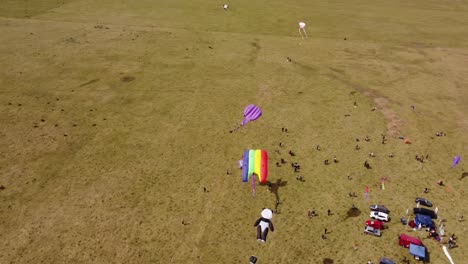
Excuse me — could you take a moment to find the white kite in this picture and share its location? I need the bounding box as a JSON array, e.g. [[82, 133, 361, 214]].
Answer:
[[298, 22, 308, 39], [442, 246, 455, 264]]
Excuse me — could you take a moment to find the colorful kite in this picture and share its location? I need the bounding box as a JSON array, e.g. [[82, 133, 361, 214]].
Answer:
[[241, 149, 268, 184], [230, 104, 262, 133], [451, 156, 460, 168]]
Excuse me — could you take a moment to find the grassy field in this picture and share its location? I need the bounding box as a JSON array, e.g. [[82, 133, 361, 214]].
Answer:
[[0, 0, 467, 263]]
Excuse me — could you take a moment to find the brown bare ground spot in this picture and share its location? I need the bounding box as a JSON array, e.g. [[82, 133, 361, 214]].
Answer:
[[370, 95, 404, 137], [257, 85, 272, 103], [327, 73, 404, 136], [256, 81, 284, 103], [120, 76, 135, 82]]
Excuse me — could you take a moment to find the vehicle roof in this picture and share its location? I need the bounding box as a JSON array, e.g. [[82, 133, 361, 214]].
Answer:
[[379, 257, 395, 264], [399, 234, 422, 244], [372, 211, 387, 215], [409, 243, 426, 257]]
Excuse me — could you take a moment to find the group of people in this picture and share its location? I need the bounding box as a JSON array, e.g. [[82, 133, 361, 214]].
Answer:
[[268, 125, 459, 259], [415, 154, 429, 163], [323, 156, 338, 165]]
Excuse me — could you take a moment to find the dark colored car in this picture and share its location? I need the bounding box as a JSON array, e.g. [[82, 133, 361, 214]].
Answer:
[[370, 204, 390, 214], [379, 257, 395, 264], [415, 197, 432, 207], [413, 208, 437, 219]]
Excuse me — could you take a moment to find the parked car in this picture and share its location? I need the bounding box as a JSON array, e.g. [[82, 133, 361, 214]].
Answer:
[[370, 211, 390, 222], [366, 220, 384, 230], [399, 234, 422, 248], [415, 197, 432, 207], [379, 257, 395, 264], [364, 226, 381, 237], [413, 208, 437, 219], [370, 204, 390, 214]]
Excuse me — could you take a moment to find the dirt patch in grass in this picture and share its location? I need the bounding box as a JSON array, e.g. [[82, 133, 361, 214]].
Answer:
[[327, 72, 404, 137], [120, 76, 135, 82], [366, 93, 404, 137]]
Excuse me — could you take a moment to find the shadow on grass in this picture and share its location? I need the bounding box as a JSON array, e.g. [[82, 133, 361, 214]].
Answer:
[[345, 207, 361, 220], [460, 172, 468, 180], [264, 178, 287, 211]]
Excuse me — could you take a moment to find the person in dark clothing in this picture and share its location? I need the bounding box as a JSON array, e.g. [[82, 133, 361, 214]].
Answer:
[[364, 160, 370, 169]]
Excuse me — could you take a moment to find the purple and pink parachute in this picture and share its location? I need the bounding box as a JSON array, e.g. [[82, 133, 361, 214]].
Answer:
[[230, 104, 262, 133]]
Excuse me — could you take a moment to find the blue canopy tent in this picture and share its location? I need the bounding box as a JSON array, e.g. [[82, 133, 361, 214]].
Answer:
[[414, 214, 433, 228], [409, 243, 426, 260]]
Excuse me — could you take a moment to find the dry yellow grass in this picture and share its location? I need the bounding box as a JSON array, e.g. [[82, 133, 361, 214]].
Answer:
[[0, 1, 467, 263]]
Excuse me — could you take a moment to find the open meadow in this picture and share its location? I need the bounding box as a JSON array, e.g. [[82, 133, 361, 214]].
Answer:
[[0, 0, 467, 263]]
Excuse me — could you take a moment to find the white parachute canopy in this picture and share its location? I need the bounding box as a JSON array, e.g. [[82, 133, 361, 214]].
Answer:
[[261, 208, 273, 219]]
